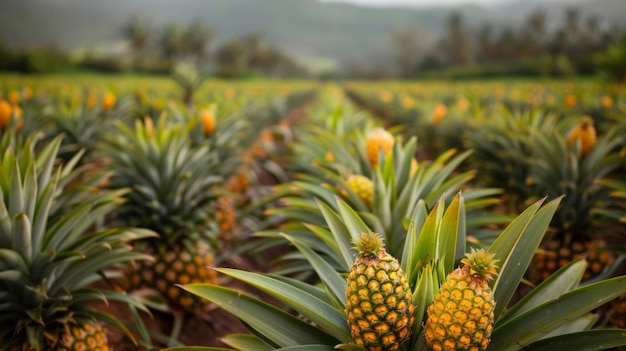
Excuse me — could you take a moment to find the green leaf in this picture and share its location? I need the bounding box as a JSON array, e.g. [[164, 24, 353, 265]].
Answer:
[[287, 236, 348, 306], [500, 259, 587, 324], [221, 333, 272, 351], [490, 196, 561, 319], [438, 192, 462, 273], [161, 347, 234, 351], [519, 329, 626, 351], [490, 275, 626, 350], [316, 199, 354, 270], [277, 346, 339, 350], [215, 268, 351, 342], [182, 284, 339, 348]]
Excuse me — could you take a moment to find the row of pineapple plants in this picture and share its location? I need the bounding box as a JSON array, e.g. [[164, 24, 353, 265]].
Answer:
[[1, 74, 625, 349], [0, 71, 320, 349], [160, 83, 626, 351]]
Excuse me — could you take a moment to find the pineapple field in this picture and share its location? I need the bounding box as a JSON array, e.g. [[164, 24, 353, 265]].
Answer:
[[1, 71, 626, 351]]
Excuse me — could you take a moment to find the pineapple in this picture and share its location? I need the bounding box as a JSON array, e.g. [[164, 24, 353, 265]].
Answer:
[[200, 107, 216, 136], [345, 232, 415, 351], [57, 322, 110, 351], [424, 249, 499, 351], [567, 115, 597, 157], [432, 103, 447, 126], [0, 134, 153, 350], [344, 175, 374, 207], [366, 128, 394, 166], [0, 99, 12, 130], [102, 92, 116, 110], [102, 117, 223, 314]]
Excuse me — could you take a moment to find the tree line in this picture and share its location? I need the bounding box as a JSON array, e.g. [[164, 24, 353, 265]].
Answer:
[[389, 7, 626, 79]]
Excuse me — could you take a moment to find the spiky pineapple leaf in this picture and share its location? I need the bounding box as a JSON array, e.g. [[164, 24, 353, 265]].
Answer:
[[277, 346, 340, 350], [335, 197, 373, 241], [287, 235, 347, 306], [161, 347, 234, 351], [316, 199, 355, 270], [490, 275, 626, 351], [518, 329, 626, 351], [490, 196, 562, 319], [500, 259, 587, 324], [214, 268, 351, 342], [182, 284, 339, 348], [221, 333, 273, 351]]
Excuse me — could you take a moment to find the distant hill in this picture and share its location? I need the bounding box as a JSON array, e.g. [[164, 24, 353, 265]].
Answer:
[[1, 0, 624, 71]]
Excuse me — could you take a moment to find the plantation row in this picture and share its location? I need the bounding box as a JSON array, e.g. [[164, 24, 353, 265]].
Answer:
[[0, 74, 626, 351]]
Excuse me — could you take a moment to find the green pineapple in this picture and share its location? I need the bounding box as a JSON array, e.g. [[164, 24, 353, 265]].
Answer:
[[345, 232, 415, 351], [0, 134, 152, 350], [424, 249, 498, 351]]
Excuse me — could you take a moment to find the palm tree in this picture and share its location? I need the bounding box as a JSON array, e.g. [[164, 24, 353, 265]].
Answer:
[[123, 15, 151, 68], [160, 22, 186, 63], [185, 18, 212, 63]]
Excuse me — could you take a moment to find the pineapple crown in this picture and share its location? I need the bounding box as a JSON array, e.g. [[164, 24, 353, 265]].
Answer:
[[353, 232, 385, 258], [580, 115, 594, 128], [461, 248, 499, 282]]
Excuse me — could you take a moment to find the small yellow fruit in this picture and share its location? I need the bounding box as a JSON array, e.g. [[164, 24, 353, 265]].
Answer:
[[366, 128, 395, 166], [8, 90, 20, 105], [567, 116, 596, 157], [102, 92, 116, 110], [601, 95, 613, 109], [433, 103, 447, 125], [345, 175, 374, 207], [200, 109, 216, 136], [144, 116, 155, 138], [0, 100, 13, 130]]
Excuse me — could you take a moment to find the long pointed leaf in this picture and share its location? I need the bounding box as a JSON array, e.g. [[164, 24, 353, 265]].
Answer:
[[182, 284, 339, 348]]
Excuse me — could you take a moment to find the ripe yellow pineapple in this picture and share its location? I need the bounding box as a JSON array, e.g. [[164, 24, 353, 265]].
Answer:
[[424, 249, 499, 351], [567, 116, 597, 157], [56, 322, 110, 351], [346, 232, 415, 351], [0, 99, 12, 130], [366, 128, 395, 167], [129, 241, 216, 313], [345, 175, 374, 207], [530, 236, 613, 282], [102, 92, 116, 110], [433, 103, 448, 126], [200, 108, 216, 136]]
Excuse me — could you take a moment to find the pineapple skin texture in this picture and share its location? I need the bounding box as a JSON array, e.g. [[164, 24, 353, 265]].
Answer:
[[56, 322, 109, 351], [346, 250, 415, 351], [346, 175, 374, 207], [366, 129, 394, 166], [128, 241, 216, 314], [424, 267, 495, 351]]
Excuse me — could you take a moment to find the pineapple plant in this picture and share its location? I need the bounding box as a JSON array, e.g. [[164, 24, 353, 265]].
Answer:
[[346, 232, 415, 351], [525, 117, 624, 284], [424, 249, 498, 351], [0, 133, 153, 350], [169, 87, 626, 351], [100, 116, 223, 320], [177, 192, 626, 351]]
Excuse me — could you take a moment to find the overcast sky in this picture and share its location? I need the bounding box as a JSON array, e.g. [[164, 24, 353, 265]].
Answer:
[[319, 0, 576, 6]]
